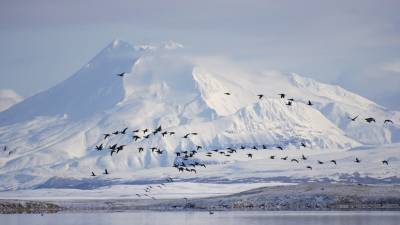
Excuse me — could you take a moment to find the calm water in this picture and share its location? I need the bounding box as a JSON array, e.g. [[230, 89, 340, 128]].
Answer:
[[1, 211, 400, 225]]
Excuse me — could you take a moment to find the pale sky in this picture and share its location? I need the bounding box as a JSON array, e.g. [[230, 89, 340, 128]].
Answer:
[[0, 0, 399, 109]]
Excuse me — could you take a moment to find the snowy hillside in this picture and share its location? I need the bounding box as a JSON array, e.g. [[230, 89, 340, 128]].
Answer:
[[0, 40, 399, 191], [0, 89, 23, 112]]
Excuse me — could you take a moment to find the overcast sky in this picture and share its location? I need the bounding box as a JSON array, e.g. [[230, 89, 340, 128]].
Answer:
[[1, 0, 399, 109]]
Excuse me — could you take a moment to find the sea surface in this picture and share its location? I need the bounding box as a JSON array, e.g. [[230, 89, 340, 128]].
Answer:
[[1, 211, 399, 225]]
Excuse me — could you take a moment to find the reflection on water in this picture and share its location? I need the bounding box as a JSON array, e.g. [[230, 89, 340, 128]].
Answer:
[[1, 211, 400, 225]]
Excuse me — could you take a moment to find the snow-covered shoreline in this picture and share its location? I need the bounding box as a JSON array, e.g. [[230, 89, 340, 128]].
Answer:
[[1, 183, 400, 214]]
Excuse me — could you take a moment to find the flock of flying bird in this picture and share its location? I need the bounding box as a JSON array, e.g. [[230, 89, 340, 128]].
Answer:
[[86, 72, 396, 199]]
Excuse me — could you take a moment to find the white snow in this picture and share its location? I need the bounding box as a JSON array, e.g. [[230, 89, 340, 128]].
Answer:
[[0, 89, 23, 112], [0, 40, 399, 193]]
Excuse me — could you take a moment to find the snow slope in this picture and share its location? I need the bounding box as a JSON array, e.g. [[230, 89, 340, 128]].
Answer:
[[0, 89, 23, 112], [0, 40, 399, 191]]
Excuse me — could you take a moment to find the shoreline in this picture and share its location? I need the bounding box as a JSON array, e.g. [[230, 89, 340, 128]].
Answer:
[[1, 183, 400, 214]]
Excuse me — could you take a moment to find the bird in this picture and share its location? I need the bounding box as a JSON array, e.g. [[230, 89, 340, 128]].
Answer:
[[116, 145, 126, 153], [116, 72, 126, 77], [95, 144, 103, 151], [143, 134, 150, 139], [103, 134, 111, 139], [300, 143, 306, 148], [270, 155, 275, 159], [278, 93, 285, 98], [301, 155, 307, 160], [109, 144, 118, 150], [307, 100, 313, 106], [317, 160, 324, 164], [151, 147, 158, 152], [120, 127, 128, 134], [240, 146, 246, 150], [162, 131, 168, 137], [277, 146, 283, 150], [252, 146, 258, 150], [138, 147, 144, 153], [143, 129, 148, 134], [155, 149, 164, 154], [153, 125, 162, 134], [262, 145, 267, 149], [191, 132, 198, 135], [384, 119, 393, 124], [291, 159, 299, 163], [355, 157, 361, 163], [365, 117, 376, 123], [306, 166, 313, 170], [183, 133, 190, 138], [257, 94, 264, 99], [209, 211, 214, 215], [288, 98, 294, 101], [382, 160, 389, 165], [330, 160, 337, 165], [132, 129, 139, 133], [169, 132, 175, 135], [132, 135, 140, 141], [112, 131, 119, 135], [348, 115, 359, 121], [286, 101, 292, 106], [91, 172, 96, 176], [247, 153, 253, 158], [196, 146, 202, 150], [224, 92, 231, 95], [103, 169, 109, 175], [281, 156, 288, 160]]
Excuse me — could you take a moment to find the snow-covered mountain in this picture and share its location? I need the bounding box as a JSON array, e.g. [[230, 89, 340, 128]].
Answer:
[[0, 89, 23, 112], [0, 40, 399, 191]]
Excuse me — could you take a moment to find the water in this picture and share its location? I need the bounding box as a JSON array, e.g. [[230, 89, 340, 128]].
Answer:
[[1, 211, 399, 225]]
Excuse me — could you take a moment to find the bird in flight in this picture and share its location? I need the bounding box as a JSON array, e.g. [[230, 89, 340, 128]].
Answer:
[[116, 72, 126, 77], [95, 144, 103, 151], [330, 160, 337, 165], [384, 119, 393, 124], [382, 160, 389, 165], [307, 100, 313, 106], [348, 115, 359, 121], [224, 92, 231, 95], [103, 169, 109, 175], [257, 94, 264, 99], [132, 135, 140, 141], [91, 172, 96, 177], [120, 127, 128, 134], [306, 166, 312, 170], [355, 157, 361, 163], [291, 159, 299, 163], [247, 153, 253, 158], [278, 93, 285, 98], [103, 134, 111, 139], [365, 117, 376, 123]]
